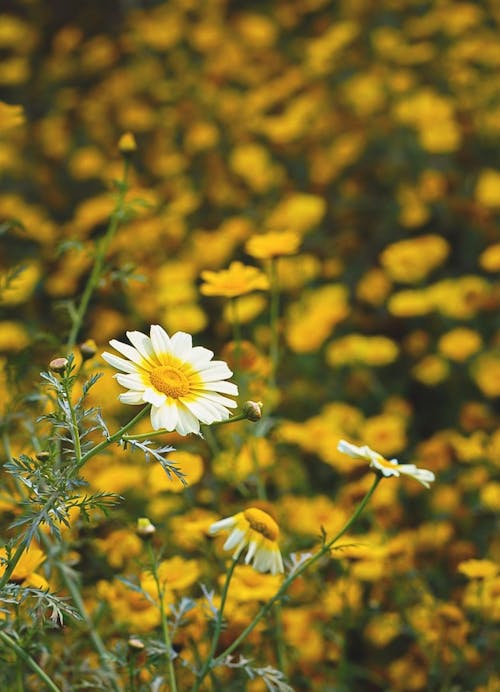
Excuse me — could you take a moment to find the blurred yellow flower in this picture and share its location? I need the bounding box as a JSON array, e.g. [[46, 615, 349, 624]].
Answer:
[[438, 328, 482, 362], [458, 559, 498, 580], [326, 334, 399, 367], [412, 354, 450, 386], [0, 262, 40, 306], [267, 193, 326, 234], [245, 230, 301, 259], [0, 320, 30, 351], [476, 169, 500, 208], [0, 101, 24, 132], [200, 261, 269, 298], [471, 351, 500, 398], [479, 243, 500, 272], [380, 234, 450, 284], [0, 544, 48, 589], [148, 450, 204, 493]]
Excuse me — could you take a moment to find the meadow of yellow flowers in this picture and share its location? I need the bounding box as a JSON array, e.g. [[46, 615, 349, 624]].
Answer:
[[1, 0, 499, 690]]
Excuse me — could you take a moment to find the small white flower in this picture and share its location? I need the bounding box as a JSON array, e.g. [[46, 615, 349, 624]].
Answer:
[[102, 325, 238, 436], [337, 439, 435, 489]]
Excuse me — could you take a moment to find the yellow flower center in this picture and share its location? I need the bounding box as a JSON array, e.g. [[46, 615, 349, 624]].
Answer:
[[244, 508, 279, 541], [150, 365, 190, 398]]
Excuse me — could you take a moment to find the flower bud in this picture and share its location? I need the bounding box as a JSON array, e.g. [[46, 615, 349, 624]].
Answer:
[[118, 132, 137, 155], [79, 339, 98, 361], [35, 451, 50, 462], [242, 400, 263, 422], [49, 357, 69, 374], [128, 637, 145, 652], [136, 517, 156, 538]]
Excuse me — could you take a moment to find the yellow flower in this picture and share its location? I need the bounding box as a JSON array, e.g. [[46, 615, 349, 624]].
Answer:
[[148, 450, 204, 493], [476, 169, 500, 208], [225, 565, 283, 602], [380, 234, 450, 284], [0, 545, 48, 589], [0, 101, 24, 132], [438, 328, 482, 362], [0, 320, 30, 351], [412, 354, 450, 386], [102, 325, 238, 435], [337, 440, 435, 488], [472, 351, 500, 398], [326, 334, 399, 367], [479, 243, 500, 272], [458, 559, 498, 580], [209, 507, 284, 574], [267, 193, 326, 233], [245, 231, 301, 259], [200, 261, 269, 298]]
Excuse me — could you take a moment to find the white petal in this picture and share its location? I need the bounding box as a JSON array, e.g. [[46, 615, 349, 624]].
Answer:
[[337, 440, 367, 459], [119, 391, 144, 405], [150, 325, 172, 359], [182, 398, 226, 425], [157, 400, 179, 431], [126, 331, 156, 365], [198, 361, 233, 382], [194, 391, 238, 408], [170, 331, 193, 358], [209, 517, 236, 535], [108, 339, 148, 368], [143, 388, 166, 407], [189, 346, 214, 369], [102, 352, 138, 374], [223, 528, 246, 551], [199, 380, 239, 396], [150, 406, 164, 430], [176, 405, 200, 436], [116, 373, 146, 391], [244, 541, 257, 564]]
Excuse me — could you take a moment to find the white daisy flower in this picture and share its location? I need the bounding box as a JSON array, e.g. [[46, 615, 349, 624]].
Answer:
[[337, 440, 435, 489], [102, 325, 238, 436]]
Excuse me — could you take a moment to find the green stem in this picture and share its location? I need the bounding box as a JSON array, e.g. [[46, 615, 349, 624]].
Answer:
[[62, 379, 82, 465], [39, 535, 121, 692], [230, 297, 241, 374], [274, 601, 287, 676], [192, 558, 238, 692], [78, 405, 151, 467], [66, 160, 129, 350], [147, 542, 177, 692], [213, 476, 381, 665], [0, 541, 28, 591], [0, 630, 62, 692], [269, 257, 280, 388]]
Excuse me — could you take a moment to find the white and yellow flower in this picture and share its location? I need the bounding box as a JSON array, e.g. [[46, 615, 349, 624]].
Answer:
[[102, 325, 238, 436], [337, 439, 435, 488], [209, 507, 284, 575]]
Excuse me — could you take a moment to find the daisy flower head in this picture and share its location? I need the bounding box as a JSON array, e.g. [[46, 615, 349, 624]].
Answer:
[[337, 439, 435, 488], [102, 325, 238, 436], [209, 507, 284, 575]]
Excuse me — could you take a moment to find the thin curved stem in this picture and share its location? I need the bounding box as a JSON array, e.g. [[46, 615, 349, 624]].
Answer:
[[66, 160, 130, 350], [0, 630, 62, 692], [192, 558, 238, 692], [213, 476, 381, 664]]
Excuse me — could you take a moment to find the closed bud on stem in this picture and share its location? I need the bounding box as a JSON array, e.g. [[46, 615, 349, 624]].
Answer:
[[49, 357, 69, 374], [128, 637, 145, 652], [79, 339, 98, 361], [118, 132, 137, 155], [35, 451, 50, 462], [136, 517, 156, 538], [242, 400, 263, 422]]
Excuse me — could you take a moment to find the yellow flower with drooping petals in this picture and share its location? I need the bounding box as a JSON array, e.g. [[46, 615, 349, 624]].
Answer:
[[200, 261, 269, 298], [209, 507, 284, 575]]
